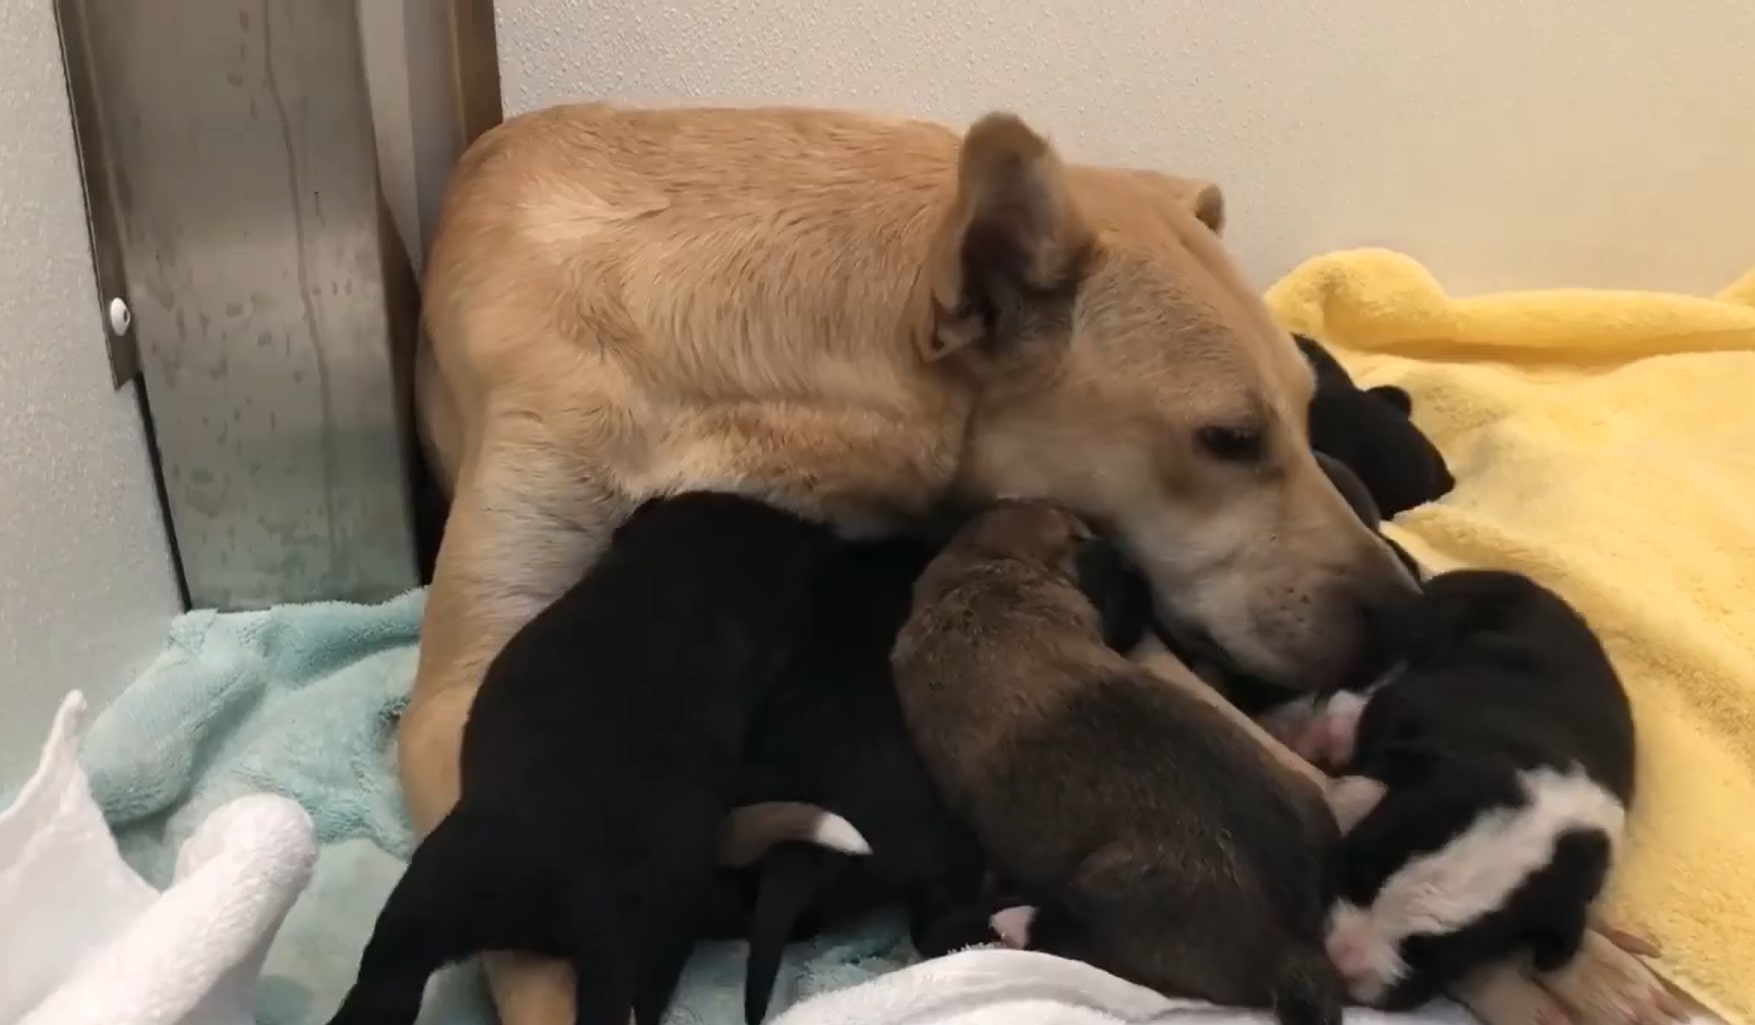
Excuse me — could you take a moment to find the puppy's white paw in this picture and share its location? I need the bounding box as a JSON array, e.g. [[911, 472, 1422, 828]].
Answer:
[[1317, 690, 1368, 769], [989, 905, 1037, 949]]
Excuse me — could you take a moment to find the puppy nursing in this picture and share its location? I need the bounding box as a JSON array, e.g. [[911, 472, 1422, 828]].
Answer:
[[1273, 570, 1638, 1011], [327, 493, 838, 1025], [891, 501, 1346, 1025], [714, 536, 991, 1025]]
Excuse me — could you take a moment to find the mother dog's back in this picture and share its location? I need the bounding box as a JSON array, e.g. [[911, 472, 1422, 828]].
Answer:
[[425, 105, 961, 406]]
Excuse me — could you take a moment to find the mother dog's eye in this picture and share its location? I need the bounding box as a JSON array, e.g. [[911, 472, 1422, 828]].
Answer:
[[1195, 425, 1265, 463]]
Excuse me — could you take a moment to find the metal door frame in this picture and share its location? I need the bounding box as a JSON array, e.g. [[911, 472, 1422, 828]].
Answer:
[[51, 0, 503, 610]]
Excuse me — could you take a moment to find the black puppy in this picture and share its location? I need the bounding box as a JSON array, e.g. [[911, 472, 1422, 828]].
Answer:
[[720, 530, 1167, 1025], [1297, 334, 1455, 518], [326, 492, 839, 1025], [714, 536, 992, 1025], [1300, 570, 1637, 1010]]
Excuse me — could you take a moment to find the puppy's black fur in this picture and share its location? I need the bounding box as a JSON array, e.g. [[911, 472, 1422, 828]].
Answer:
[[1070, 535, 1157, 654], [1297, 334, 1455, 518], [326, 492, 838, 1025], [711, 536, 992, 1025], [1316, 452, 1425, 582], [1327, 569, 1636, 1009]]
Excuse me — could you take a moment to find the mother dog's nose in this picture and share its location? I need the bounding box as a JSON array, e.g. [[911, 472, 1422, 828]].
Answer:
[[1352, 571, 1421, 680]]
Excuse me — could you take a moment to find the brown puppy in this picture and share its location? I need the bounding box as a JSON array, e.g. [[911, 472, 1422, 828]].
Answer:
[[890, 501, 1344, 1025], [406, 102, 1658, 1025]]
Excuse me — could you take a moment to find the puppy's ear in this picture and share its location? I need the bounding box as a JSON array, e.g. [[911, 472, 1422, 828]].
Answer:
[[1369, 385, 1414, 416], [1072, 538, 1156, 653], [1316, 452, 1383, 529], [1296, 335, 1355, 393], [923, 113, 1094, 364]]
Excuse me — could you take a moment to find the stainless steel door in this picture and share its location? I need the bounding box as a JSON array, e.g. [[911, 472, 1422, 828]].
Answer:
[[57, 0, 421, 610]]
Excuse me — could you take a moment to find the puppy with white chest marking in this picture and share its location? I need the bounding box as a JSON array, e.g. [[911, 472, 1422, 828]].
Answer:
[[1300, 570, 1640, 1013], [325, 493, 839, 1025], [891, 501, 1346, 1025]]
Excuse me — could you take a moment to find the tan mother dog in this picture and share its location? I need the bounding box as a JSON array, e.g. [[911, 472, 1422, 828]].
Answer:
[[404, 103, 1664, 1025]]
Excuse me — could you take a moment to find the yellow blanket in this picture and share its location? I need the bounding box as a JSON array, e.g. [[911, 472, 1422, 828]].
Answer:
[[1265, 250, 1755, 1025]]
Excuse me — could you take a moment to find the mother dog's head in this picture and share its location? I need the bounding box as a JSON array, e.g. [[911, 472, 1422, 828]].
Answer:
[[922, 113, 1416, 689]]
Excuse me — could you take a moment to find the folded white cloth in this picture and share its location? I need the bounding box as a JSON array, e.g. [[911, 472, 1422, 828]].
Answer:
[[771, 947, 1477, 1025], [0, 691, 318, 1025]]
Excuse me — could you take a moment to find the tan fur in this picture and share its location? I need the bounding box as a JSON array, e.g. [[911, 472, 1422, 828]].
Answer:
[[402, 101, 1447, 1025]]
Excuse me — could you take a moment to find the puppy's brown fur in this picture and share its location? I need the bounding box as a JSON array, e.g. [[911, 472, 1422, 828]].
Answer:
[[890, 501, 1343, 1024]]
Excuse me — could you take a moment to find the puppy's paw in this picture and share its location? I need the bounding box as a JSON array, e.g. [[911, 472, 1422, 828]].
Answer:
[[914, 905, 1010, 957], [1317, 690, 1368, 769], [1539, 930, 1686, 1025], [989, 905, 1038, 949]]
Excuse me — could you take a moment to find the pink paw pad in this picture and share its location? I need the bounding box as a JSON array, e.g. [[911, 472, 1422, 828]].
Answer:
[[1325, 929, 1371, 982], [989, 905, 1037, 949], [1318, 692, 1368, 769]]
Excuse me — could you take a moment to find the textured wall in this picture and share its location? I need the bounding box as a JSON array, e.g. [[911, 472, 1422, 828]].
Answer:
[[0, 3, 181, 782], [492, 0, 1755, 295]]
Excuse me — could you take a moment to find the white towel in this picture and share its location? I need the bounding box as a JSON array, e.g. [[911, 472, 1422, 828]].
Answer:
[[770, 947, 1477, 1025], [0, 691, 318, 1025]]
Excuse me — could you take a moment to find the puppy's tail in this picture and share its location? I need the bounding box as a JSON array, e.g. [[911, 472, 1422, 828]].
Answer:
[[566, 866, 639, 1025], [1270, 946, 1346, 1025], [745, 842, 843, 1025], [720, 801, 871, 867]]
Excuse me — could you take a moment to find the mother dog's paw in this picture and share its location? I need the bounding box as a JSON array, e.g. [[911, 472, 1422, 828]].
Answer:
[[1451, 961, 1573, 1025], [1538, 930, 1687, 1025]]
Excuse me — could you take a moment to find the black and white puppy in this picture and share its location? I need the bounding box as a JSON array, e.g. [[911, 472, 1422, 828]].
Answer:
[[326, 492, 839, 1025], [715, 536, 992, 1025], [1297, 334, 1455, 519], [1294, 570, 1637, 1011]]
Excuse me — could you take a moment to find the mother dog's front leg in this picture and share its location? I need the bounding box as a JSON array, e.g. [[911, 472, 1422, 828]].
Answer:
[[398, 421, 627, 1025], [1537, 931, 1687, 1025], [1451, 935, 1685, 1025]]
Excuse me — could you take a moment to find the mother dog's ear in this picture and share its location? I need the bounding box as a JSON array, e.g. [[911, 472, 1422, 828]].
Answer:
[[922, 112, 1094, 365], [1185, 181, 1225, 235]]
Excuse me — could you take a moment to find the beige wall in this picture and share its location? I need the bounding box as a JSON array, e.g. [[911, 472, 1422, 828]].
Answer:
[[468, 0, 1753, 296], [0, 2, 182, 782], [3, 0, 1749, 780]]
